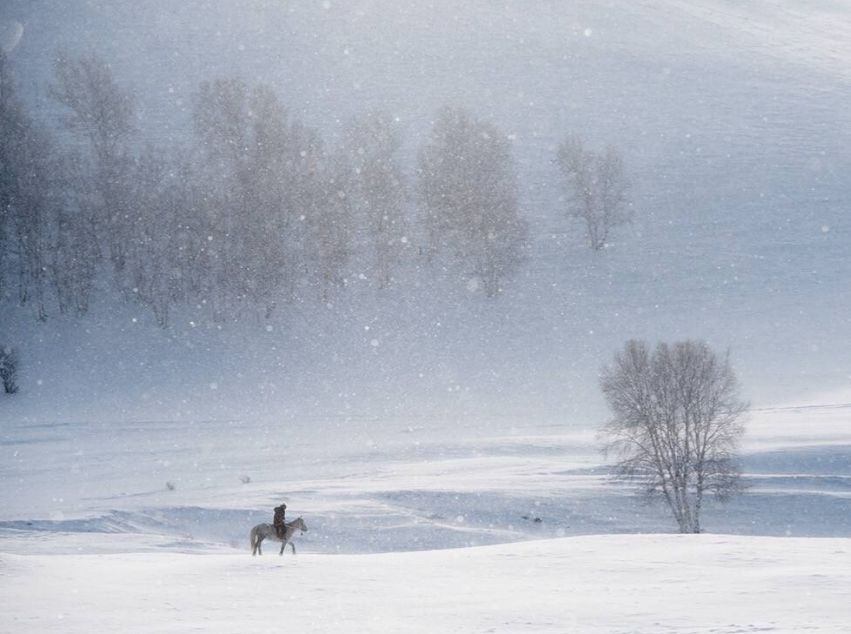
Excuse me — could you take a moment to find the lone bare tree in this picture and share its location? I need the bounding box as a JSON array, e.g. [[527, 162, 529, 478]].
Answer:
[[600, 340, 747, 533], [556, 135, 631, 250]]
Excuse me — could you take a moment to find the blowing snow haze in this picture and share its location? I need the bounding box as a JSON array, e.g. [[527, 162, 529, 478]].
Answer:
[[1, 0, 850, 428]]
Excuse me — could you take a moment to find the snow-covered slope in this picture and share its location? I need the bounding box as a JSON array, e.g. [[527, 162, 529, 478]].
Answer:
[[3, 535, 850, 633], [2, 0, 850, 427]]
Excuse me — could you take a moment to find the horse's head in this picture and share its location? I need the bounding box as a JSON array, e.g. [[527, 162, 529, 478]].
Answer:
[[293, 517, 308, 533]]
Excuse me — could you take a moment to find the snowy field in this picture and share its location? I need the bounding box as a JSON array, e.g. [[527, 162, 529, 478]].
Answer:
[[3, 535, 850, 633], [2, 392, 850, 632]]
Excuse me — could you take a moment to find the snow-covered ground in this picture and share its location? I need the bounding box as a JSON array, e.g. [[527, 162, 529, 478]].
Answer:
[[2, 391, 850, 632], [4, 535, 850, 633]]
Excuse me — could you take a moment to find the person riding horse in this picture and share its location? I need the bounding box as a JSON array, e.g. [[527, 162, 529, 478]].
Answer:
[[273, 503, 287, 539]]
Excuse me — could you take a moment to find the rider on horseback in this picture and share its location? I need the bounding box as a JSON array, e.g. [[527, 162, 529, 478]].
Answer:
[[273, 503, 287, 539]]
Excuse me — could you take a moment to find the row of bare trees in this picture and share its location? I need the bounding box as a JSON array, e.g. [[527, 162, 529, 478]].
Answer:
[[1, 50, 631, 325]]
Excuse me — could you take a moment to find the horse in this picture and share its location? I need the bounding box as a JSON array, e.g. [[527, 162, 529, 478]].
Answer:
[[250, 517, 308, 556]]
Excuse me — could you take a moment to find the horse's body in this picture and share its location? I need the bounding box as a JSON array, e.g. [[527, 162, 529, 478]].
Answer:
[[250, 517, 307, 556]]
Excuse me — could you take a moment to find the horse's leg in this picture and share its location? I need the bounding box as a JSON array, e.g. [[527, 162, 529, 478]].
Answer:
[[257, 536, 263, 556], [289, 542, 296, 555], [279, 539, 287, 556]]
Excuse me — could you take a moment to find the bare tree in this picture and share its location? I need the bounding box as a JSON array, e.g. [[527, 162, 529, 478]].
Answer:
[[192, 78, 344, 312], [0, 51, 70, 320], [600, 340, 747, 533], [337, 111, 407, 289], [556, 136, 631, 250], [0, 345, 19, 394], [193, 78, 289, 315], [50, 51, 136, 272], [48, 150, 99, 316], [123, 148, 197, 327], [418, 107, 528, 297], [313, 165, 354, 302], [0, 51, 14, 298]]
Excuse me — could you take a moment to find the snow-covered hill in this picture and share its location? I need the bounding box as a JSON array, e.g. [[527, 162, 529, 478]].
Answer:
[[3, 535, 850, 633], [2, 0, 850, 427]]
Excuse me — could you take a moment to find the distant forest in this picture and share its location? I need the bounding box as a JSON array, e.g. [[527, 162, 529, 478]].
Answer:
[[0, 50, 630, 326]]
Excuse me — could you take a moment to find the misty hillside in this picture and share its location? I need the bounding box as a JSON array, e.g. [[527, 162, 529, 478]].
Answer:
[[1, 0, 849, 427]]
